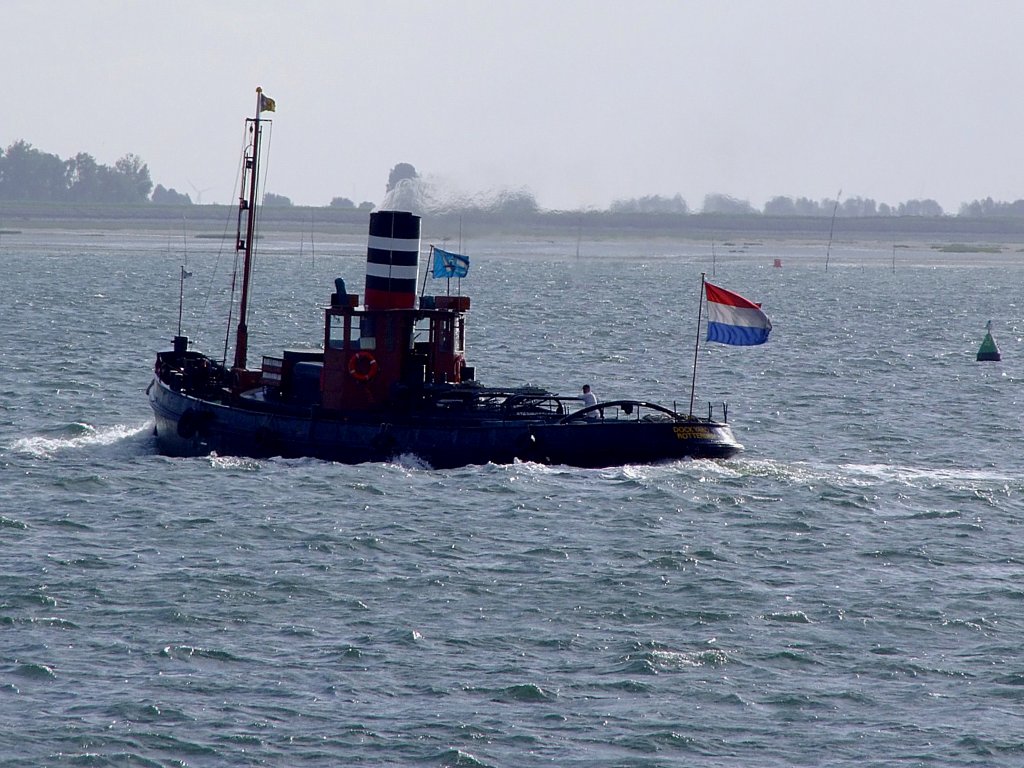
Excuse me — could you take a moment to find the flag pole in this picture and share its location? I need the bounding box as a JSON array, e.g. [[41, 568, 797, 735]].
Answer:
[[420, 245, 432, 299], [688, 272, 706, 418], [178, 266, 187, 336]]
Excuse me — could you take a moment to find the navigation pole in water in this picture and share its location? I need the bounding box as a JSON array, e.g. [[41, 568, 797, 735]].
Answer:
[[824, 188, 841, 272]]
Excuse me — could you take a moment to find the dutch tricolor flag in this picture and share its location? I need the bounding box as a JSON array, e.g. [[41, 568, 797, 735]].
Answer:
[[705, 281, 772, 346]]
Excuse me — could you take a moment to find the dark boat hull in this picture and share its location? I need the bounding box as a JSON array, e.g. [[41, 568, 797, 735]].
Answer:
[[149, 377, 742, 468]]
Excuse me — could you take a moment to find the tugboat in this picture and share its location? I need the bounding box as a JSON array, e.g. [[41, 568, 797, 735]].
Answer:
[[147, 90, 744, 468]]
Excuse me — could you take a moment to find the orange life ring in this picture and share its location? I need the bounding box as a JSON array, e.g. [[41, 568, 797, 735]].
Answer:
[[348, 350, 379, 382]]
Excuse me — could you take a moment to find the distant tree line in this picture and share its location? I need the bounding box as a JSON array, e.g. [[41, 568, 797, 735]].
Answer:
[[0, 140, 158, 204], [957, 197, 1024, 217], [328, 197, 375, 210], [5, 140, 1024, 219], [605, 193, 1024, 219], [609, 194, 689, 214], [760, 195, 943, 217], [610, 193, 947, 217]]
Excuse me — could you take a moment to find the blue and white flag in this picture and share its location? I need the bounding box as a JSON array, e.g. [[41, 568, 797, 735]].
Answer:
[[705, 281, 772, 346], [431, 247, 470, 279]]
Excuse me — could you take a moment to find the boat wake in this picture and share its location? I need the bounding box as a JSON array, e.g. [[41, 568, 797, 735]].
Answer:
[[8, 422, 154, 459], [387, 452, 435, 471], [205, 454, 266, 471], [837, 461, 1017, 486], [719, 457, 1020, 495]]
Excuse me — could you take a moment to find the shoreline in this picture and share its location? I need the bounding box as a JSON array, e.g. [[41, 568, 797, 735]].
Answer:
[[4, 201, 1024, 247]]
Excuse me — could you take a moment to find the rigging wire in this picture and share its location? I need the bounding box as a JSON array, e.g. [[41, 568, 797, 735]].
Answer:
[[221, 117, 273, 366], [170, 144, 242, 364], [167, 112, 274, 368], [248, 118, 273, 321], [219, 127, 250, 364]]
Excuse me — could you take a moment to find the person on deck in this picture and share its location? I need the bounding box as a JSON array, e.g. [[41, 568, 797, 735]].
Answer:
[[582, 384, 598, 408], [581, 384, 600, 419]]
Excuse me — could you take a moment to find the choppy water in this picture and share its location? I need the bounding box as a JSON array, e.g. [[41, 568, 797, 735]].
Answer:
[[2, 227, 1024, 766]]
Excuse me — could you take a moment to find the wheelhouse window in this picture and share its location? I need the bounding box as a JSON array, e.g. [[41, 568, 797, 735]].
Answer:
[[327, 313, 355, 349]]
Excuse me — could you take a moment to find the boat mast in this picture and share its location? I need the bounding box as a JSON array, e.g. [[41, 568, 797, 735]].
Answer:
[[233, 87, 267, 371]]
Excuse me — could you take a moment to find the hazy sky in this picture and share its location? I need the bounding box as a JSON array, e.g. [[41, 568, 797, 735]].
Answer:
[[6, 1, 1023, 212]]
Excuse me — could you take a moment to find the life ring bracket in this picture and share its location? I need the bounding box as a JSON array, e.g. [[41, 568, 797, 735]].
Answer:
[[348, 351, 379, 382]]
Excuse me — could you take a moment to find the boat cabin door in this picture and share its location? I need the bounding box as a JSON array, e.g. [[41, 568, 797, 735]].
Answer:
[[428, 313, 465, 384]]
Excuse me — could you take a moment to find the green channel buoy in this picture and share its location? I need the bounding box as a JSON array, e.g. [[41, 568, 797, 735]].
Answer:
[[977, 320, 1001, 362]]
